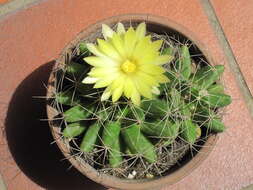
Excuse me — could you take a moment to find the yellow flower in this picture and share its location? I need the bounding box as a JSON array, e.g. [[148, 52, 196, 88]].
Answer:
[[82, 22, 173, 105]]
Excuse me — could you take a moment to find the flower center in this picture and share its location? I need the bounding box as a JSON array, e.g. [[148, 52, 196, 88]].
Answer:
[[121, 60, 136, 73]]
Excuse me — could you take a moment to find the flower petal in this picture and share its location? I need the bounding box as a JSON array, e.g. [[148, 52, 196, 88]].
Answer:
[[135, 72, 158, 86], [135, 22, 146, 41], [133, 36, 151, 57], [134, 78, 152, 99], [112, 85, 124, 102], [86, 43, 105, 57], [124, 27, 137, 57], [139, 64, 165, 75], [82, 77, 99, 84], [111, 33, 127, 58], [97, 39, 122, 61], [94, 72, 120, 88], [153, 55, 174, 65], [152, 40, 163, 51], [88, 67, 118, 77], [84, 56, 117, 67], [156, 74, 170, 83], [131, 88, 141, 106], [110, 74, 126, 90], [133, 36, 158, 64], [94, 78, 114, 88], [117, 22, 126, 35], [102, 24, 115, 40], [101, 87, 112, 101], [124, 78, 135, 98]]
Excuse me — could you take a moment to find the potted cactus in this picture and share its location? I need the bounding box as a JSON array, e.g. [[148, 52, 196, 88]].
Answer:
[[47, 15, 231, 190]]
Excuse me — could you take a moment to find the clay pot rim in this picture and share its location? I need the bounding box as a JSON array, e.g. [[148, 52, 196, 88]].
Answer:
[[47, 13, 218, 190]]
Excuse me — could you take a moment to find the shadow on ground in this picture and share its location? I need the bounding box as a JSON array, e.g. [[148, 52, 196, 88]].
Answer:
[[4, 62, 106, 190]]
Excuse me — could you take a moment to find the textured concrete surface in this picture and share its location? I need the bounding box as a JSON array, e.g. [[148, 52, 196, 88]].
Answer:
[[0, 0, 252, 190]]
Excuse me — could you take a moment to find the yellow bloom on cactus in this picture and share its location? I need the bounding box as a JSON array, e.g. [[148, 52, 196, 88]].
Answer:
[[82, 22, 173, 105]]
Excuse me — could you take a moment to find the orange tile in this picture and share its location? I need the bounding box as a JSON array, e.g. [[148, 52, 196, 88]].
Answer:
[[0, 0, 252, 189], [211, 0, 253, 94], [0, 0, 9, 4]]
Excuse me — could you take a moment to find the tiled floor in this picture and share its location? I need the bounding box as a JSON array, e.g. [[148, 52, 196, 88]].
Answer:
[[0, 0, 252, 190]]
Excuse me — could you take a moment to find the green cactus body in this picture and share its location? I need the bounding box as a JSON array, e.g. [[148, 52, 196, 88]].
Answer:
[[190, 85, 231, 108], [121, 124, 157, 163], [206, 118, 225, 133], [161, 47, 174, 56], [180, 102, 196, 119], [159, 71, 178, 92], [207, 84, 224, 94], [141, 99, 168, 119], [63, 122, 87, 138], [129, 106, 145, 121], [141, 120, 178, 137], [102, 122, 121, 148], [115, 106, 130, 120], [123, 106, 145, 126], [66, 62, 86, 78], [169, 88, 181, 109], [216, 65, 225, 75], [164, 70, 178, 84], [80, 123, 101, 153], [79, 42, 88, 54], [180, 119, 198, 144], [102, 122, 123, 168], [109, 138, 123, 168], [175, 45, 192, 80], [64, 105, 93, 122], [141, 120, 179, 145], [179, 103, 199, 144], [55, 91, 80, 106], [193, 107, 225, 133], [202, 93, 232, 108], [192, 65, 224, 89]]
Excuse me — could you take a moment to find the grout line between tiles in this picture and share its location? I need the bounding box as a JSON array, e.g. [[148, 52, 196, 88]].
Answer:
[[0, 173, 6, 190], [0, 0, 47, 20]]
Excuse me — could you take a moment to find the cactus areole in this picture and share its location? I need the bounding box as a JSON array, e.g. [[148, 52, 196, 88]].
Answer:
[[47, 14, 231, 190]]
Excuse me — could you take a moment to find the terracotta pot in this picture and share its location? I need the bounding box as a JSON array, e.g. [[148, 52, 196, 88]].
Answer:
[[47, 14, 217, 190]]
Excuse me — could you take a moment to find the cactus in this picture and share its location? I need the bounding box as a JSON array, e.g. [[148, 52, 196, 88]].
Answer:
[[50, 24, 231, 179]]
